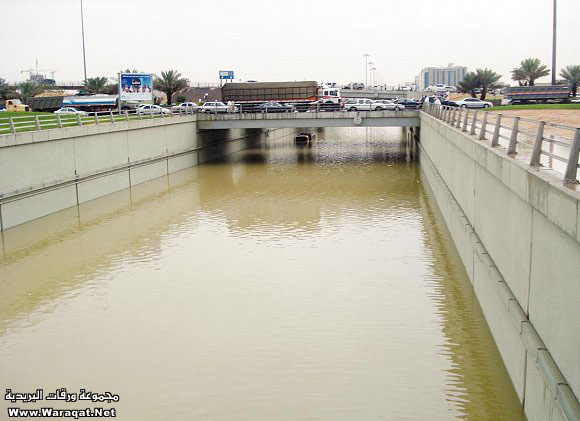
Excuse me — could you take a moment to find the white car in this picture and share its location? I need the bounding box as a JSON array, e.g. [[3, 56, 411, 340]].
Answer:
[[171, 102, 199, 113], [343, 98, 380, 111], [373, 100, 405, 111], [54, 107, 88, 115], [137, 104, 171, 115], [200, 102, 230, 113], [454, 98, 493, 109]]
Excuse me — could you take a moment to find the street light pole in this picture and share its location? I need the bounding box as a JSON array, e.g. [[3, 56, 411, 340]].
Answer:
[[80, 0, 88, 83], [551, 0, 557, 85], [371, 67, 376, 88], [363, 53, 370, 88]]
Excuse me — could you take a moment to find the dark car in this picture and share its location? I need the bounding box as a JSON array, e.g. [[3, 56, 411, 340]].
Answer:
[[395, 98, 421, 110], [256, 102, 292, 113], [440, 99, 458, 107]]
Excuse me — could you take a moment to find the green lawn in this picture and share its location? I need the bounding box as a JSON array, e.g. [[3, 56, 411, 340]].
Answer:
[[486, 104, 580, 111], [0, 111, 169, 134], [0, 111, 53, 117]]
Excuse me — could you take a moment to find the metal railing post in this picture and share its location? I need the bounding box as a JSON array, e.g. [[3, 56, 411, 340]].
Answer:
[[456, 108, 463, 128], [446, 107, 452, 123], [110, 110, 114, 123], [450, 108, 457, 126], [508, 116, 520, 154], [564, 128, 580, 183], [125, 110, 129, 121], [470, 110, 478, 135], [95, 113, 100, 124], [9, 117, 16, 133], [77, 114, 82, 126], [462, 110, 469, 131], [491, 114, 502, 146], [530, 121, 545, 166], [57, 113, 63, 128], [479, 112, 488, 140], [34, 115, 41, 131]]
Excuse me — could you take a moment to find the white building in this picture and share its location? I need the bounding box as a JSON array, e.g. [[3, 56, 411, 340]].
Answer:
[[418, 64, 467, 90]]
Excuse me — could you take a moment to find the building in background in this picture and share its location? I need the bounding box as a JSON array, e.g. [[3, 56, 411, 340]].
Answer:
[[418, 64, 467, 89]]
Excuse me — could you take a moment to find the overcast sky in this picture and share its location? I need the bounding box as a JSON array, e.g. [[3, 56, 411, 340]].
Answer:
[[1, 0, 579, 86]]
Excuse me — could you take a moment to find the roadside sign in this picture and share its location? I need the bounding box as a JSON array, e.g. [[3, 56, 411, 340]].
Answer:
[[119, 73, 153, 101], [219, 71, 234, 80]]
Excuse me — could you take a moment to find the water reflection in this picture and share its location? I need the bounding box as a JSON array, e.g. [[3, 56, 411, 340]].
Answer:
[[0, 127, 523, 420]]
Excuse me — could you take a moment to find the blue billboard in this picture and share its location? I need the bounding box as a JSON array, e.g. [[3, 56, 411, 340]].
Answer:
[[219, 70, 234, 80], [119, 73, 153, 101]]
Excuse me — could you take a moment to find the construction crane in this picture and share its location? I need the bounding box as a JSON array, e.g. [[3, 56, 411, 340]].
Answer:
[[20, 59, 58, 84]]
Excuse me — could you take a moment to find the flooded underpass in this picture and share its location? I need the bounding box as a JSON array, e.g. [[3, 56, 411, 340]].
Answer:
[[0, 127, 525, 420]]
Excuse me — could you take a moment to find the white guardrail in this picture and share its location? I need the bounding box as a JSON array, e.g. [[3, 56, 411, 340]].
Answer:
[[423, 103, 580, 183], [0, 107, 199, 136]]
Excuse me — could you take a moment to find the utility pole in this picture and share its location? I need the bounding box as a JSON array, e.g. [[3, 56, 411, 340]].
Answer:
[[363, 53, 370, 88], [551, 0, 557, 85], [80, 0, 88, 83]]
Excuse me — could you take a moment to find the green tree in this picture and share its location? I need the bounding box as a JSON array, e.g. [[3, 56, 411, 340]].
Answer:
[[457, 72, 479, 98], [155, 70, 188, 105], [476, 68, 502, 100], [0, 78, 14, 101], [18, 81, 45, 99], [560, 65, 580, 97], [511, 58, 550, 86], [85, 77, 109, 94]]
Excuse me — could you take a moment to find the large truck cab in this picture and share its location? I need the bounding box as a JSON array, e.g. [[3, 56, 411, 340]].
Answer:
[[318, 87, 342, 104], [5, 99, 30, 112]]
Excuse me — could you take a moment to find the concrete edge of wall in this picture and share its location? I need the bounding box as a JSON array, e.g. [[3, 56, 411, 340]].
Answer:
[[419, 141, 580, 421], [421, 112, 580, 244], [0, 125, 274, 231]]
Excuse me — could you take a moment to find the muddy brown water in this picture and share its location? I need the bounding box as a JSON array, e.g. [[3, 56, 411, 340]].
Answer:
[[0, 127, 524, 420]]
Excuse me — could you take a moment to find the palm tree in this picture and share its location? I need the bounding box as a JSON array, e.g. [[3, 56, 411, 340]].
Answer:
[[85, 77, 109, 94], [560, 65, 580, 97], [457, 72, 479, 98], [511, 58, 550, 86], [476, 68, 502, 100], [511, 68, 528, 86], [155, 70, 188, 105], [18, 81, 45, 99], [0, 78, 12, 100]]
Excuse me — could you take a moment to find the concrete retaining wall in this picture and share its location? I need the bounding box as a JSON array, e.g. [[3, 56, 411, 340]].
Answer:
[[0, 116, 275, 230], [419, 113, 580, 421]]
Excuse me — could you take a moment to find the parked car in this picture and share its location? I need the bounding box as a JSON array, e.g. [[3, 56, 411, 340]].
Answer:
[[394, 98, 420, 110], [454, 98, 493, 109], [54, 107, 88, 115], [137, 104, 171, 115], [200, 101, 230, 113], [255, 102, 292, 113], [373, 100, 405, 111], [171, 102, 199, 113]]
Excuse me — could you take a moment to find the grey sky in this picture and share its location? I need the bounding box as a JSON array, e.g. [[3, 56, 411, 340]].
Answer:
[[1, 0, 579, 85]]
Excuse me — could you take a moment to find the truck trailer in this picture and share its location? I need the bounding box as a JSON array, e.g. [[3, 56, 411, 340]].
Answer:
[[503, 85, 571, 104], [221, 81, 342, 112]]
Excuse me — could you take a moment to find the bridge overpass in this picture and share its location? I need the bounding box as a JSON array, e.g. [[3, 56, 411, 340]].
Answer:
[[197, 110, 421, 130]]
